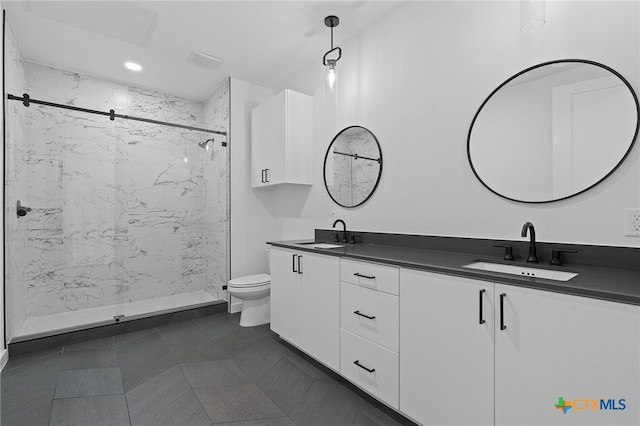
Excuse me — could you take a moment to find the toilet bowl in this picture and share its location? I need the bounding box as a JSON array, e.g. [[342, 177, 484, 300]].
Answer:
[[228, 273, 271, 327]]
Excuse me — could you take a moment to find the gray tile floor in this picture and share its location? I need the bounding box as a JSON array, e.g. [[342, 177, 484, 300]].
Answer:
[[1, 312, 413, 425]]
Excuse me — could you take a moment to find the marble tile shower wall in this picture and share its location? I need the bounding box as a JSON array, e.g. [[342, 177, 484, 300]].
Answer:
[[4, 20, 28, 339], [5, 59, 229, 334]]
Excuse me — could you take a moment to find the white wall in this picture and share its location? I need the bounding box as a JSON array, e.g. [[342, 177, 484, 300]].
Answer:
[[271, 0, 640, 247], [229, 78, 275, 279]]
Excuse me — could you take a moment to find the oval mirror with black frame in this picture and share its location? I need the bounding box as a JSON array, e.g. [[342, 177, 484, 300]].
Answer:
[[467, 59, 639, 203], [323, 126, 383, 208]]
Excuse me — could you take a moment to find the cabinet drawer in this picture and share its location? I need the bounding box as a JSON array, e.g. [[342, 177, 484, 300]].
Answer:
[[341, 282, 399, 352], [340, 329, 399, 408], [340, 259, 399, 295]]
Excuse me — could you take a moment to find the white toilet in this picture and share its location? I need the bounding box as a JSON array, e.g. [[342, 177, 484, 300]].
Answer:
[[227, 273, 271, 327]]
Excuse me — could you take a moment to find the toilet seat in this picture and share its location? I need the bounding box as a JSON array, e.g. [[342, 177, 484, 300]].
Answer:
[[228, 273, 270, 288]]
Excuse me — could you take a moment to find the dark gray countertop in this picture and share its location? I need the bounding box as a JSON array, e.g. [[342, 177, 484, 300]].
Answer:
[[268, 239, 640, 306]]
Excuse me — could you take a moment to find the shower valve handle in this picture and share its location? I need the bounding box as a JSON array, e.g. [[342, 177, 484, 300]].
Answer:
[[16, 200, 32, 217]]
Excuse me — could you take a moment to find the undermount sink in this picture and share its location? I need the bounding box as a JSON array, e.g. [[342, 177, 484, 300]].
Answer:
[[463, 261, 578, 282], [298, 242, 345, 249]]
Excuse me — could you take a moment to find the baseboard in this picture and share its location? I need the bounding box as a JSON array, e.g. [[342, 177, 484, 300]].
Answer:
[[0, 348, 8, 371]]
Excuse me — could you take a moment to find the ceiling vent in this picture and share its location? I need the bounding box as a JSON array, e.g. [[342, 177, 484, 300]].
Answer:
[[187, 51, 223, 70]]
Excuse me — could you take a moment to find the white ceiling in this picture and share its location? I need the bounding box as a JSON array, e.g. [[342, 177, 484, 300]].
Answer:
[[4, 1, 405, 101]]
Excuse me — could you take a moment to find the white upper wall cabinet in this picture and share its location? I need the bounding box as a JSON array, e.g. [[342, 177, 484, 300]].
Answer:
[[250, 89, 313, 188]]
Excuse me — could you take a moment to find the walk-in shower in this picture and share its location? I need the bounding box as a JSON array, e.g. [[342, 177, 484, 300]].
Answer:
[[3, 21, 231, 345]]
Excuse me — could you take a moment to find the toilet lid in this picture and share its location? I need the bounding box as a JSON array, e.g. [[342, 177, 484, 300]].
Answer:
[[229, 273, 270, 288]]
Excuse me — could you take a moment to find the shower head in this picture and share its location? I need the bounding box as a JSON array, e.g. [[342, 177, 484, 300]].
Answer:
[[198, 138, 214, 150]]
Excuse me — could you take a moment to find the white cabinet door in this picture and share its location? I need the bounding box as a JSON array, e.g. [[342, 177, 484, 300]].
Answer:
[[269, 247, 340, 371], [269, 247, 300, 345], [263, 92, 286, 186], [250, 90, 312, 188], [282, 90, 313, 185], [250, 92, 283, 187], [495, 284, 640, 426], [298, 252, 340, 371], [400, 269, 495, 426]]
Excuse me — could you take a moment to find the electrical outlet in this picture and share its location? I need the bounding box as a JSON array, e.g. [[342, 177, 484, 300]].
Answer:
[[624, 208, 640, 237]]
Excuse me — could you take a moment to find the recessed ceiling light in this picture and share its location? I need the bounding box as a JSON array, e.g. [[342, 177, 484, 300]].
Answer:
[[124, 62, 142, 71]]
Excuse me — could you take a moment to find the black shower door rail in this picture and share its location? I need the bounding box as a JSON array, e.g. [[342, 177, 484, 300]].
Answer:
[[7, 93, 227, 136]]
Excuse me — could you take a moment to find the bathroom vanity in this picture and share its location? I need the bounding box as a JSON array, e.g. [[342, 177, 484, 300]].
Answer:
[[268, 232, 640, 426]]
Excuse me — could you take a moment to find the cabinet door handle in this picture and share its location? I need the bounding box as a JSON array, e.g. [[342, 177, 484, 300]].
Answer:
[[297, 255, 303, 274], [354, 360, 376, 373], [265, 168, 269, 182], [354, 310, 376, 320], [354, 272, 375, 280], [479, 289, 486, 325], [500, 293, 507, 330], [292, 254, 297, 273], [261, 169, 265, 183]]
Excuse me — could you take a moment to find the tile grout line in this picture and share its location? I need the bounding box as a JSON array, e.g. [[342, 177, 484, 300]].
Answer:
[[114, 328, 156, 348], [137, 382, 192, 425], [191, 313, 231, 343], [191, 383, 216, 424], [123, 385, 134, 426]]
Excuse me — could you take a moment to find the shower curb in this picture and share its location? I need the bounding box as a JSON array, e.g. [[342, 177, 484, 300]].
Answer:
[[7, 301, 228, 357]]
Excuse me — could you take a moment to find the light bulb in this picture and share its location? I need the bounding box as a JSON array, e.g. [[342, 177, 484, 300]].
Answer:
[[327, 65, 337, 92], [326, 60, 338, 108], [124, 62, 142, 71]]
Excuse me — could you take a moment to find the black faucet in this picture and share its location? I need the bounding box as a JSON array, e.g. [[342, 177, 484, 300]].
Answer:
[[521, 221, 538, 263], [333, 219, 348, 244]]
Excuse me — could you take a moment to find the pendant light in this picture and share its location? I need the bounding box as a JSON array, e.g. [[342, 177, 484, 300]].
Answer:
[[323, 15, 342, 108]]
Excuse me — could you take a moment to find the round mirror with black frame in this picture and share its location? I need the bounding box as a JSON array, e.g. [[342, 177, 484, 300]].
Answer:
[[323, 126, 383, 208], [467, 59, 639, 203]]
